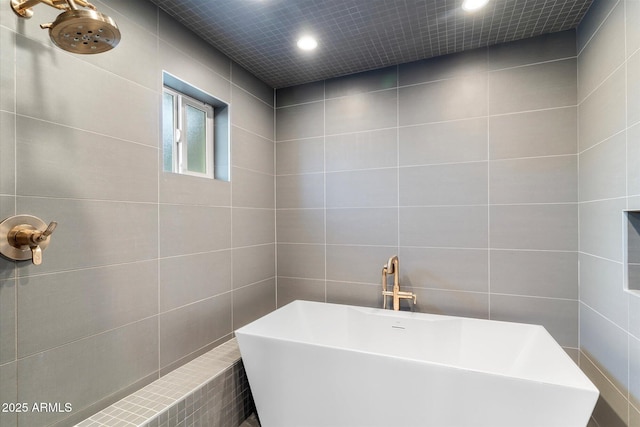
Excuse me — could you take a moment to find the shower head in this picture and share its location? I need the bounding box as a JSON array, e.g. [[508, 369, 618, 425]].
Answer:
[[44, 8, 120, 54], [10, 0, 121, 54]]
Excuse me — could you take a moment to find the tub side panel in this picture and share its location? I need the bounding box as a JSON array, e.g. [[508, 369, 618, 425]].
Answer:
[[236, 333, 597, 427]]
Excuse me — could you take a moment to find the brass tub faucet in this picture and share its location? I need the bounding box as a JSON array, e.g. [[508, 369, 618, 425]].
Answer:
[[381, 255, 416, 311]]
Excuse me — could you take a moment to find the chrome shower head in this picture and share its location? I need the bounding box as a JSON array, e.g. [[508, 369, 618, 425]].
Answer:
[[10, 0, 121, 54]]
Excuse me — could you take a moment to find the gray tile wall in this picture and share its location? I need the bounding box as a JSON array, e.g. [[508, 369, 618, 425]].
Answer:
[[577, 0, 640, 426], [275, 30, 579, 350], [0, 1, 275, 425]]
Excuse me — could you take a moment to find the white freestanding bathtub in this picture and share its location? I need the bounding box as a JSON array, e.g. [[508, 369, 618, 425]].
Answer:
[[235, 301, 598, 427]]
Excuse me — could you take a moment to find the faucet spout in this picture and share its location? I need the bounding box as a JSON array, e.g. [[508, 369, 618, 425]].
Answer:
[[381, 255, 416, 311]]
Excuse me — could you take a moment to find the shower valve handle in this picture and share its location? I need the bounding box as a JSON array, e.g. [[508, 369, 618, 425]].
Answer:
[[0, 216, 58, 266], [9, 221, 57, 265]]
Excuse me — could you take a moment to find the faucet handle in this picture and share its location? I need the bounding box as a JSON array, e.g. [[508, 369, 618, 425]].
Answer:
[[0, 215, 57, 265], [31, 245, 43, 265], [34, 221, 57, 243]]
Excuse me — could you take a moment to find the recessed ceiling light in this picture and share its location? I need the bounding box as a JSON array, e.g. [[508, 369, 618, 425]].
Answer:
[[297, 35, 318, 51], [462, 0, 489, 11]]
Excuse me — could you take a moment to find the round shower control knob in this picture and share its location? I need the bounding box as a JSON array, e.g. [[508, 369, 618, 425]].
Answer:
[[0, 215, 58, 265]]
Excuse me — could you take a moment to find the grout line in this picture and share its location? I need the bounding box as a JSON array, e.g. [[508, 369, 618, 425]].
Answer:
[[396, 64, 401, 310], [576, 0, 622, 57], [623, 2, 631, 417], [230, 64, 235, 335], [155, 4, 161, 384], [323, 80, 328, 303], [274, 104, 579, 144], [578, 58, 626, 105], [580, 347, 630, 412], [487, 45, 492, 320], [13, 113, 159, 150], [274, 86, 278, 309], [12, 27, 18, 370], [275, 153, 577, 178], [577, 128, 627, 156], [581, 300, 631, 336]]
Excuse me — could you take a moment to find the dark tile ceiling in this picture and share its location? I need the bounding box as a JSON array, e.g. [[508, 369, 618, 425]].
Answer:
[[148, 0, 593, 89]]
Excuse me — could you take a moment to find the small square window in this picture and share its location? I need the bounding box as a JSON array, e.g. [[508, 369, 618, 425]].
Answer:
[[162, 72, 230, 181]]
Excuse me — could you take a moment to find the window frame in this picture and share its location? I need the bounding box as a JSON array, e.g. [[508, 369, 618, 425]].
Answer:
[[163, 85, 215, 179]]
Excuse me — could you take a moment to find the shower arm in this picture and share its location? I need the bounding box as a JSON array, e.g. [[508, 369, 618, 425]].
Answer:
[[11, 0, 97, 19]]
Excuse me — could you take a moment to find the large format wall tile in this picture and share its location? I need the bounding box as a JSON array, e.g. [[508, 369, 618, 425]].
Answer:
[[579, 131, 626, 202], [276, 81, 324, 107], [326, 169, 397, 208], [0, 197, 15, 281], [232, 167, 274, 209], [577, 1, 625, 102], [400, 162, 488, 206], [490, 250, 578, 299], [400, 206, 488, 248], [159, 205, 231, 257], [277, 244, 325, 279], [579, 198, 625, 262], [276, 277, 325, 306], [580, 303, 629, 392], [5, 2, 277, 425], [232, 208, 275, 247], [273, 35, 580, 414], [579, 253, 628, 329], [276, 173, 324, 209], [233, 126, 274, 174], [17, 116, 158, 202], [18, 261, 158, 357], [0, 279, 15, 365], [327, 208, 398, 246], [232, 278, 276, 329], [578, 65, 626, 151], [489, 156, 577, 204], [159, 294, 231, 370], [326, 245, 397, 284], [277, 137, 324, 175], [399, 118, 487, 165], [17, 198, 158, 274], [232, 85, 274, 140], [489, 59, 577, 115], [628, 50, 640, 127], [0, 112, 15, 196], [489, 107, 577, 160], [576, 2, 640, 419], [325, 66, 397, 98], [276, 101, 324, 141], [0, 27, 15, 113], [488, 30, 576, 71], [490, 294, 578, 347], [276, 208, 325, 244], [325, 89, 397, 135], [413, 288, 489, 319], [160, 251, 231, 312], [326, 129, 397, 172], [399, 74, 488, 125], [400, 247, 488, 292], [17, 36, 158, 147], [18, 318, 158, 427], [399, 48, 488, 86], [490, 204, 578, 251], [232, 244, 276, 289], [0, 362, 16, 427], [326, 280, 382, 308]]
